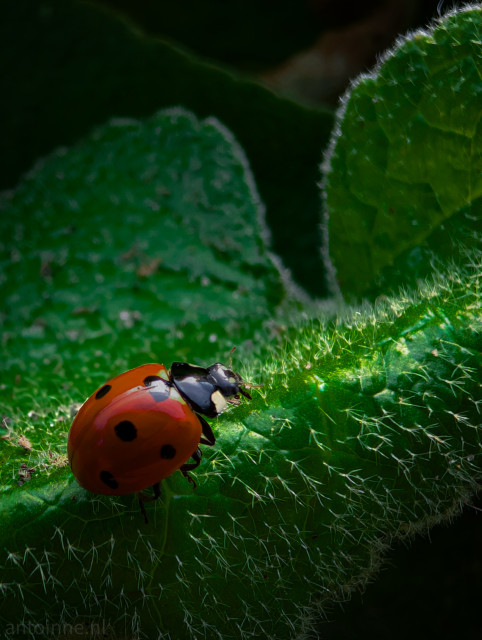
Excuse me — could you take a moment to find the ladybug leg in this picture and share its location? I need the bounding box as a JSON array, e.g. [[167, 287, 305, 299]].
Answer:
[[138, 493, 149, 524], [179, 417, 215, 489], [152, 481, 161, 500], [238, 387, 253, 400], [180, 447, 203, 489], [137, 482, 162, 524], [198, 415, 216, 446]]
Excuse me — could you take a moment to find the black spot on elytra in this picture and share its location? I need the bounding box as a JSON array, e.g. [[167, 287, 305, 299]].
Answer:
[[143, 375, 162, 386], [95, 384, 112, 400], [114, 420, 137, 441], [160, 444, 176, 459], [100, 470, 118, 489]]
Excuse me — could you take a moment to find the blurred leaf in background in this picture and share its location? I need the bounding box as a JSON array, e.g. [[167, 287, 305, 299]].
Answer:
[[323, 3, 482, 298], [0, 0, 333, 297], [0, 108, 284, 408], [0, 0, 451, 297], [89, 0, 454, 107]]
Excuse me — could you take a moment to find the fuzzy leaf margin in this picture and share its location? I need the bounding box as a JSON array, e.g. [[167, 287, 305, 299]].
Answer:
[[322, 5, 482, 298]]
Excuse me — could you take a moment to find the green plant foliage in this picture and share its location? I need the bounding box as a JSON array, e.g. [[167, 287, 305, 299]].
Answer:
[[323, 5, 482, 298], [1, 0, 333, 296], [0, 253, 480, 639], [0, 108, 282, 411], [1, 5, 481, 640]]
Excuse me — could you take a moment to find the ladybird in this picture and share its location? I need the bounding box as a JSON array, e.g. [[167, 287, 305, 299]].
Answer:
[[67, 361, 252, 521]]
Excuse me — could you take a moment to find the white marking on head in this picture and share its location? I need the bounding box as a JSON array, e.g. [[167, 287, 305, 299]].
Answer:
[[211, 390, 228, 414]]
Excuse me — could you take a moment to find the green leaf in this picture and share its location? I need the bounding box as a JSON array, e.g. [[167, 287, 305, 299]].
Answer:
[[1, 0, 334, 296], [2, 5, 481, 639], [0, 108, 282, 408], [1, 253, 480, 639], [323, 6, 482, 298]]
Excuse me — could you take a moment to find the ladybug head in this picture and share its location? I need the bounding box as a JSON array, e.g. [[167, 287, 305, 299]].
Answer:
[[170, 361, 253, 419], [206, 363, 251, 400]]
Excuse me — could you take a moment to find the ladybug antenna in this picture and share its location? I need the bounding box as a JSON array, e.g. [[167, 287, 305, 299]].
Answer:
[[226, 346, 262, 393], [228, 346, 236, 370]]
